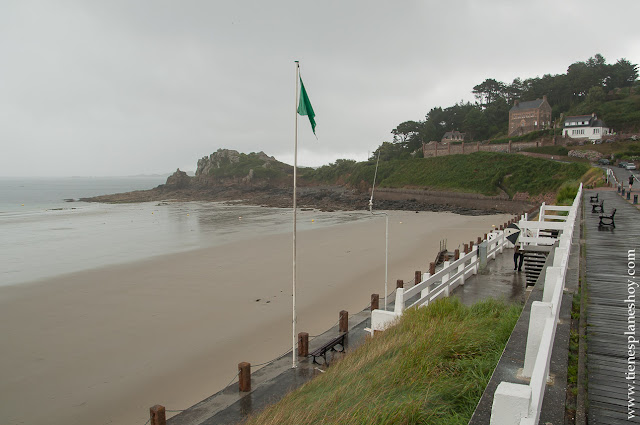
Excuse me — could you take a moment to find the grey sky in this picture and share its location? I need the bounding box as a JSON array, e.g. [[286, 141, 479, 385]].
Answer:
[[1, 0, 639, 177]]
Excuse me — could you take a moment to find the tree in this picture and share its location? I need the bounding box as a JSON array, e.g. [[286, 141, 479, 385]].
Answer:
[[605, 58, 639, 90], [391, 121, 421, 143], [371, 141, 411, 161], [472, 78, 506, 106], [506, 78, 524, 104], [484, 97, 509, 133], [462, 108, 489, 141]]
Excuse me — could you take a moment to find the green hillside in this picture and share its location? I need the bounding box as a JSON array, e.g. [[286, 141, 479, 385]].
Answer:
[[303, 152, 590, 198]]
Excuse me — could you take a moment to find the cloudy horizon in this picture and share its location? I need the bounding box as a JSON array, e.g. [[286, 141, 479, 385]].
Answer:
[[1, 0, 639, 177]]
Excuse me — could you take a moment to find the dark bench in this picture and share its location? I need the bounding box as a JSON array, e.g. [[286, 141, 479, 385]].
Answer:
[[590, 193, 599, 203], [599, 208, 616, 228], [591, 200, 604, 213], [310, 333, 346, 365]]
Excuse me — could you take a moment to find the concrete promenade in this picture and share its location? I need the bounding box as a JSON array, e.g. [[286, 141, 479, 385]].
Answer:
[[469, 206, 580, 425], [583, 188, 640, 424], [166, 238, 528, 424]]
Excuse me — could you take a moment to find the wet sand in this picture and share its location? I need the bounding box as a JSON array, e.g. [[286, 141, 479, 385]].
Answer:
[[0, 210, 510, 425]]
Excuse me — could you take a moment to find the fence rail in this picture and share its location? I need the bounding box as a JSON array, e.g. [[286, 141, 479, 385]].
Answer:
[[490, 184, 582, 425], [371, 219, 513, 332]]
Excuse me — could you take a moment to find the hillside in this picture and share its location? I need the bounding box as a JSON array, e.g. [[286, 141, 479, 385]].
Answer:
[[302, 152, 590, 199]]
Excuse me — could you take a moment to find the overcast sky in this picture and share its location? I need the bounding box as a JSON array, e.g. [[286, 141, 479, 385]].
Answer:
[[1, 0, 639, 177]]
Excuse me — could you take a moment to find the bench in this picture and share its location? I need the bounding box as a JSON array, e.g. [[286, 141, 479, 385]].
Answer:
[[591, 200, 604, 213], [590, 193, 599, 203], [598, 208, 616, 228], [310, 333, 346, 365]]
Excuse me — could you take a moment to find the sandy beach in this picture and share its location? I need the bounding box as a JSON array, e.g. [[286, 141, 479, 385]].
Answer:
[[0, 210, 510, 425]]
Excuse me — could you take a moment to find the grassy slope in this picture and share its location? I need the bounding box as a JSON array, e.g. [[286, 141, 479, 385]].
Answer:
[[304, 152, 590, 198], [243, 298, 522, 425], [207, 152, 294, 180]]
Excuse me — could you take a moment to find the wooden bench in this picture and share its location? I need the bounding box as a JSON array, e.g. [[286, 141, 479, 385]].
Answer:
[[599, 208, 616, 228], [590, 193, 599, 203], [591, 200, 604, 213], [310, 333, 346, 365]]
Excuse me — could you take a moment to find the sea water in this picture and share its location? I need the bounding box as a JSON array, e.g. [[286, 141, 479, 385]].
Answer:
[[0, 177, 371, 286]]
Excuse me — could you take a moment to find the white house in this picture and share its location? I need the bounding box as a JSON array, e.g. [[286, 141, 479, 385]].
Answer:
[[563, 113, 612, 141]]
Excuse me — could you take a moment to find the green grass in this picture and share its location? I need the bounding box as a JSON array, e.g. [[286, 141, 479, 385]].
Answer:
[[304, 152, 589, 198], [243, 297, 522, 425], [206, 152, 293, 180], [523, 145, 569, 156]]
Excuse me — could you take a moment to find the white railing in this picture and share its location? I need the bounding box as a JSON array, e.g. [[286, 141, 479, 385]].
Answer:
[[490, 183, 582, 425], [371, 222, 513, 332]]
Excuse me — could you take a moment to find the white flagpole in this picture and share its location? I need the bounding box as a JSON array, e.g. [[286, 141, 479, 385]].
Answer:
[[292, 61, 299, 368]]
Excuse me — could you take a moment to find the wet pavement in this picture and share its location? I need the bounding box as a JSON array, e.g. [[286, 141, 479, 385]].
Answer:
[[453, 247, 527, 305], [168, 243, 530, 425], [470, 207, 581, 425]]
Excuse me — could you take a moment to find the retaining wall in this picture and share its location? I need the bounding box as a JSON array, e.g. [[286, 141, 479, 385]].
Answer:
[[422, 140, 542, 158]]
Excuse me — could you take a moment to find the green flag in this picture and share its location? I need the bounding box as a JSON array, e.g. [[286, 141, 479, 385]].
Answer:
[[297, 76, 316, 135]]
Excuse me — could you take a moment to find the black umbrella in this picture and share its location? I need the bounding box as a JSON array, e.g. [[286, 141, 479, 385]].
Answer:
[[504, 223, 521, 245]]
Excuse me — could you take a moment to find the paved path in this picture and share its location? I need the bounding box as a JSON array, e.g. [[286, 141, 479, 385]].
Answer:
[[584, 189, 640, 424]]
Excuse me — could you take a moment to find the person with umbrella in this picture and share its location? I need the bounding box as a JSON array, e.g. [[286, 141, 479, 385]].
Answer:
[[513, 245, 524, 271], [505, 223, 523, 272]]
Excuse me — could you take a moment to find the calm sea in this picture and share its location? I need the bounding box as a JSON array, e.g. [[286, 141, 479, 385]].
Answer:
[[0, 177, 370, 287]]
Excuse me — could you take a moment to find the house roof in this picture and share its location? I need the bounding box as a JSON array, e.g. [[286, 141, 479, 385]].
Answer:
[[443, 131, 464, 137], [563, 114, 608, 128], [564, 115, 593, 124], [510, 98, 544, 112]]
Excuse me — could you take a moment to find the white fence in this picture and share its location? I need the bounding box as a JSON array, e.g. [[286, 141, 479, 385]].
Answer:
[[490, 183, 582, 425], [371, 220, 514, 332]]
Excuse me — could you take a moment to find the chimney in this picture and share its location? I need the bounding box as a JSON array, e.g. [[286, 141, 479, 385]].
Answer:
[[514, 100, 519, 107], [543, 95, 547, 102], [592, 112, 596, 118]]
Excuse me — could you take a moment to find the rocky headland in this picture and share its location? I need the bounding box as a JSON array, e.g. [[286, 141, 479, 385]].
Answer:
[[81, 148, 530, 215]]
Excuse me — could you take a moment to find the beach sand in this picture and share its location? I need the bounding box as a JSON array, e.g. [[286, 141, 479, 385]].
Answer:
[[0, 210, 510, 425]]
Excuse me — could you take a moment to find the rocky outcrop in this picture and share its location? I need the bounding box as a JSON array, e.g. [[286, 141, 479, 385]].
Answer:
[[165, 169, 191, 189], [195, 149, 277, 177]]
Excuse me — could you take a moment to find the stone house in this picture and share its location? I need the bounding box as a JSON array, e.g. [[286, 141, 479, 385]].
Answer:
[[441, 130, 465, 143], [563, 113, 613, 141], [508, 96, 552, 136]]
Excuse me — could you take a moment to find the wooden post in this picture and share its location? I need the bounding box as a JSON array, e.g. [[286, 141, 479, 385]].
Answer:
[[464, 243, 469, 254], [454, 249, 460, 260], [396, 279, 404, 289], [370, 294, 379, 311], [239, 362, 251, 392], [298, 332, 309, 357], [508, 140, 512, 153], [150, 405, 166, 425], [477, 236, 482, 244], [414, 271, 422, 286], [484, 233, 487, 240], [477, 142, 480, 151], [469, 241, 474, 250], [339, 310, 348, 333], [429, 262, 436, 274]]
